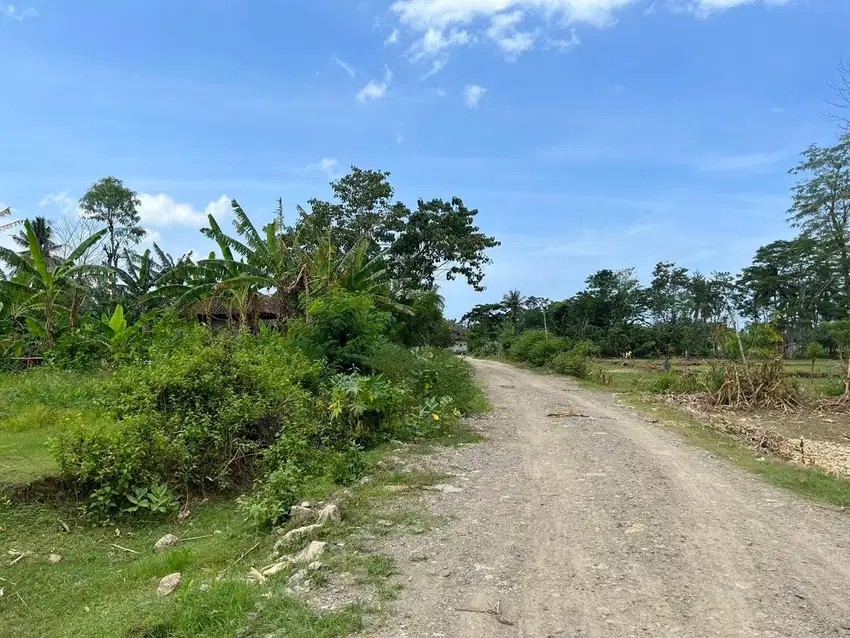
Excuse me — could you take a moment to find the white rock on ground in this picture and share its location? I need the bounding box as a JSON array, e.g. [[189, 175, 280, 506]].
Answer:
[[261, 559, 292, 577], [154, 534, 180, 552], [279, 523, 322, 544], [293, 541, 326, 564], [48, 554, 62, 564], [157, 573, 183, 596], [288, 568, 309, 585], [289, 505, 313, 522], [316, 503, 341, 524]]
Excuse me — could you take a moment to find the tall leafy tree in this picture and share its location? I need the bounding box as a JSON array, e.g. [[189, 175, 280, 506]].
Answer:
[[389, 197, 500, 292], [300, 167, 407, 253], [788, 134, 850, 317], [79, 177, 145, 270]]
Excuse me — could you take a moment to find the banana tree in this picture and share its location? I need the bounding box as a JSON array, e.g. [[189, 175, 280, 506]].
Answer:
[[200, 202, 308, 326], [0, 220, 108, 347]]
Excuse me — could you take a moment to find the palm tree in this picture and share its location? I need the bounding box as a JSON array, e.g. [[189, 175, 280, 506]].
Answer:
[[13, 216, 60, 263], [0, 220, 107, 347], [502, 289, 526, 326]]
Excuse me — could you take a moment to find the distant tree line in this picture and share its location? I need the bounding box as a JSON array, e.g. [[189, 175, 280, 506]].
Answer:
[[465, 121, 850, 361]]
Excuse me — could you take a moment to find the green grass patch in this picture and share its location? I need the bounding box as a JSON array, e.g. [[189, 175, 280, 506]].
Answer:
[[0, 369, 105, 486], [0, 498, 364, 637]]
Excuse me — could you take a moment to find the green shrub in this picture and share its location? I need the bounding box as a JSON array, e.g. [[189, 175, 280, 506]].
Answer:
[[289, 293, 389, 371], [526, 336, 571, 367], [369, 344, 485, 415], [46, 329, 108, 370], [56, 332, 319, 519], [238, 463, 304, 527], [571, 340, 601, 359], [647, 371, 700, 394], [508, 330, 547, 362], [822, 378, 846, 398], [327, 372, 406, 446], [550, 352, 590, 379]]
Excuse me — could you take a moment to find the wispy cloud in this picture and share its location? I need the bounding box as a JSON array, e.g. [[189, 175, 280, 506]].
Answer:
[[384, 28, 400, 45], [420, 58, 448, 81], [696, 150, 788, 172], [2, 4, 38, 21], [464, 84, 487, 109], [332, 56, 356, 79], [396, 132, 405, 144], [487, 11, 538, 58], [357, 67, 393, 103], [39, 192, 79, 217], [408, 28, 471, 60], [308, 158, 339, 178], [673, 0, 791, 18]]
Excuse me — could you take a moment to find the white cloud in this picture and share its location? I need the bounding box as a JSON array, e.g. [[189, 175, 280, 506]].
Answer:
[[39, 192, 80, 217], [436, 88, 447, 97], [408, 27, 472, 60], [2, 4, 37, 21], [545, 29, 580, 52], [396, 132, 405, 144], [356, 67, 393, 102], [487, 11, 538, 58], [391, 0, 636, 31], [464, 84, 487, 108], [673, 0, 789, 17], [391, 0, 789, 61], [385, 28, 400, 45], [332, 56, 356, 79], [308, 158, 339, 178], [137, 194, 231, 227], [420, 58, 448, 80]]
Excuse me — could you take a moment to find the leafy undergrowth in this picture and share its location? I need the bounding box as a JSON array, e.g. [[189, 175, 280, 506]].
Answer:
[[0, 364, 487, 637], [621, 396, 850, 509]]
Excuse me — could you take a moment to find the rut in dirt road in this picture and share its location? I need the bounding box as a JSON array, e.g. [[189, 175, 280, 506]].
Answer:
[[374, 359, 850, 638]]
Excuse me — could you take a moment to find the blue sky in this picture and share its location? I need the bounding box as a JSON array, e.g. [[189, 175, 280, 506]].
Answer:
[[1, 0, 848, 318]]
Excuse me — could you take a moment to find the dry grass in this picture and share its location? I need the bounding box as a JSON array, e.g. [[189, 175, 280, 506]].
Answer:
[[714, 358, 803, 412]]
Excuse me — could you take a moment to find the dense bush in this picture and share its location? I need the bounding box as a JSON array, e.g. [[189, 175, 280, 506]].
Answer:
[[526, 336, 571, 367], [507, 329, 546, 361], [550, 351, 591, 379], [56, 332, 320, 518], [46, 329, 109, 370], [53, 322, 486, 524], [288, 293, 389, 372]]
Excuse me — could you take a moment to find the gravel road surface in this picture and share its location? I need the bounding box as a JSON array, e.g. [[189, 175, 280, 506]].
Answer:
[[373, 359, 850, 638]]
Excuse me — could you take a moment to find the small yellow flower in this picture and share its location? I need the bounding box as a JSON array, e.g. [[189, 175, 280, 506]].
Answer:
[[432, 413, 440, 421]]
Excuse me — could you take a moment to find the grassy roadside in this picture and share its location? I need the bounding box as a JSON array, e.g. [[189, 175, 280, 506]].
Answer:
[[0, 424, 485, 637], [0, 365, 490, 637]]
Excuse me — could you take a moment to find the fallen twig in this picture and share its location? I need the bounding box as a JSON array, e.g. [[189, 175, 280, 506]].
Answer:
[[110, 543, 140, 554], [454, 601, 515, 626], [179, 533, 216, 542]]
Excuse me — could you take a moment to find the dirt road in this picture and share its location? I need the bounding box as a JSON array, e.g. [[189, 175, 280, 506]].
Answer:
[[374, 359, 850, 637]]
